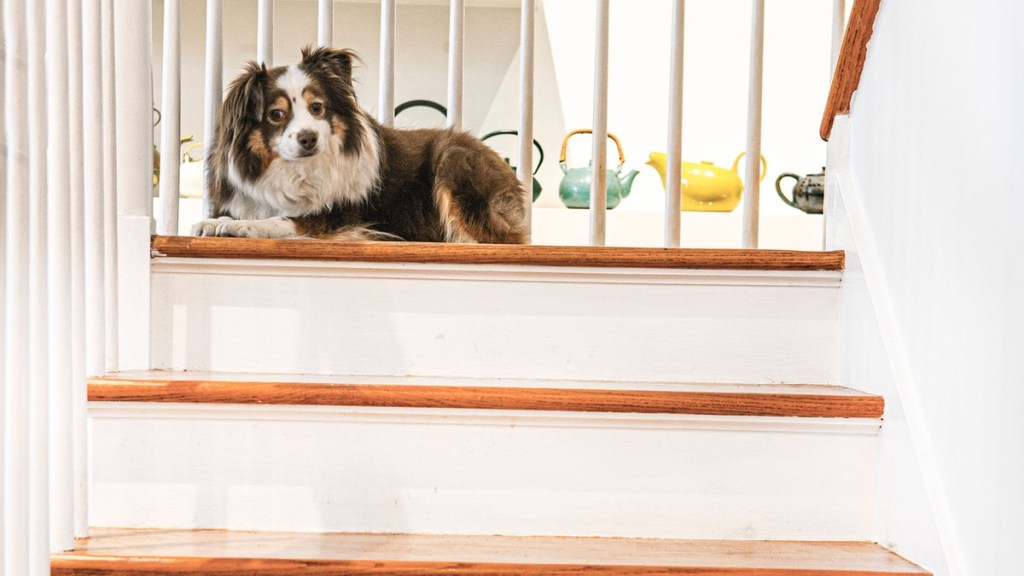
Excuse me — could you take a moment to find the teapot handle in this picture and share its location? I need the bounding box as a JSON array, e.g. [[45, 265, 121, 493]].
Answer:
[[731, 152, 768, 182], [480, 130, 545, 174], [559, 128, 626, 171], [774, 173, 801, 209], [394, 99, 448, 118]]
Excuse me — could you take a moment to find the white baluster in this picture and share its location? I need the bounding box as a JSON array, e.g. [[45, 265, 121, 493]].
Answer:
[[446, 0, 464, 130], [664, 0, 685, 248], [518, 0, 536, 238], [204, 0, 223, 219], [65, 0, 88, 538], [27, 0, 50, 570], [258, 0, 274, 66], [158, 0, 180, 236], [589, 0, 610, 246], [46, 0, 74, 552], [319, 0, 333, 47], [742, 0, 765, 249], [831, 0, 846, 75], [378, 0, 396, 126], [3, 3, 31, 574], [83, 0, 105, 376], [101, 0, 118, 372]]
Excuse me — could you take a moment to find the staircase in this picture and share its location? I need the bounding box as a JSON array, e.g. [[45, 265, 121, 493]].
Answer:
[[51, 238, 930, 575]]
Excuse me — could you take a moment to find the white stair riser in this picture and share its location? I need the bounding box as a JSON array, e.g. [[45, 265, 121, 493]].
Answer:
[[90, 404, 876, 540], [150, 260, 839, 383]]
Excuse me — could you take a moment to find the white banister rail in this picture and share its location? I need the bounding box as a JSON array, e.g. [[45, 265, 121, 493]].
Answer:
[[157, 0, 181, 236], [258, 0, 274, 66], [378, 0, 396, 126], [589, 0, 610, 246], [741, 0, 766, 249], [518, 0, 536, 237], [204, 0, 223, 219], [446, 0, 465, 130], [664, 0, 685, 248], [318, 0, 334, 47]]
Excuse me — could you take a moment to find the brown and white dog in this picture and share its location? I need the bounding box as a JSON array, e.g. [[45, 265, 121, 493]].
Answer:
[[193, 46, 527, 243]]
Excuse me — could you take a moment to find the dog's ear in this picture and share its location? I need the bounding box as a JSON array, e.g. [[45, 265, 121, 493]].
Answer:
[[222, 61, 268, 126], [300, 46, 358, 90]]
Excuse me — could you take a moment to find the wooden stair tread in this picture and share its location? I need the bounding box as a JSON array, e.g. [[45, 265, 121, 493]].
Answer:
[[90, 371, 883, 419], [151, 235, 845, 271], [52, 528, 929, 575]]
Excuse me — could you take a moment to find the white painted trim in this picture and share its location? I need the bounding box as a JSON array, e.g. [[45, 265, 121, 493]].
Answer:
[[150, 256, 842, 288], [828, 115, 968, 576], [90, 401, 880, 435]]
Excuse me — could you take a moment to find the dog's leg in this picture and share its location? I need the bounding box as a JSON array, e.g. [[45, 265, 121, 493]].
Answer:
[[193, 216, 300, 238]]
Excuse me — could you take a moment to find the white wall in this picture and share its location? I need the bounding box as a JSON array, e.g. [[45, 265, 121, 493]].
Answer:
[[828, 1, 1024, 574]]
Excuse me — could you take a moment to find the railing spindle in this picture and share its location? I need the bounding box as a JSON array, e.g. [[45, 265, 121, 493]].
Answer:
[[28, 0, 51, 568], [518, 0, 536, 238], [589, 0, 610, 246], [3, 1, 31, 571], [378, 0, 396, 126], [157, 0, 181, 236], [101, 0, 118, 371], [319, 0, 333, 47], [446, 0, 464, 130], [204, 0, 223, 218], [741, 0, 765, 249], [258, 0, 274, 66], [46, 0, 74, 552], [66, 0, 88, 538], [664, 0, 685, 248], [830, 0, 846, 74], [83, 0, 105, 377]]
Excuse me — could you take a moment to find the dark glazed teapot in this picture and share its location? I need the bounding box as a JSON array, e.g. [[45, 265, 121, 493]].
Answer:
[[775, 168, 825, 214]]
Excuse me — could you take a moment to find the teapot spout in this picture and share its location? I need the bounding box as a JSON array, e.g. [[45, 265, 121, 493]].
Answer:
[[619, 169, 641, 198], [645, 152, 668, 190]]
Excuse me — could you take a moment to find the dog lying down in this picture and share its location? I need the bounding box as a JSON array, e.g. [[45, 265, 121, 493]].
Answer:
[[193, 46, 528, 244]]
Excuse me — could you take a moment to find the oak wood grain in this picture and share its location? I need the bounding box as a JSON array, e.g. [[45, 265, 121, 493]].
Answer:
[[821, 0, 883, 140], [89, 376, 883, 419], [51, 528, 930, 575], [151, 236, 845, 271]]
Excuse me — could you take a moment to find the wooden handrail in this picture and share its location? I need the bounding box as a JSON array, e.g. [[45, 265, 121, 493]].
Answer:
[[820, 0, 882, 140]]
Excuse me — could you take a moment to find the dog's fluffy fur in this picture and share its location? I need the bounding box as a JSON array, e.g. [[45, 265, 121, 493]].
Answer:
[[193, 47, 527, 243]]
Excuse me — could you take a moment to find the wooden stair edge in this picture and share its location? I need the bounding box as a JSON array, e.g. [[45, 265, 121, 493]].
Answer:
[[51, 529, 931, 576], [89, 375, 883, 419], [151, 235, 845, 271]]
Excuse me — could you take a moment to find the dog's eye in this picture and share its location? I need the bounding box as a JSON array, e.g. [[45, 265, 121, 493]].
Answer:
[[310, 102, 324, 115], [268, 109, 285, 122]]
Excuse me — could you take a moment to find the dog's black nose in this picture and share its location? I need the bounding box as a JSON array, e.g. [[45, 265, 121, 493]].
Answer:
[[297, 131, 318, 152]]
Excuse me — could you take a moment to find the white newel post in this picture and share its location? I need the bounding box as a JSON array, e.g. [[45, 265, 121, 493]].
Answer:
[[446, 0, 464, 130], [741, 0, 765, 249], [379, 0, 396, 126], [114, 1, 153, 372], [664, 0, 685, 248], [589, 0, 610, 246], [518, 0, 536, 237]]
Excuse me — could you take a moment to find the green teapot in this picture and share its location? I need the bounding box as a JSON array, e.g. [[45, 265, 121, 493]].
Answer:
[[480, 130, 545, 202], [558, 129, 639, 210]]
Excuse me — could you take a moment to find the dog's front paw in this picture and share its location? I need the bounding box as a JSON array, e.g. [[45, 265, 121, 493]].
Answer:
[[192, 216, 234, 237], [213, 217, 298, 239]]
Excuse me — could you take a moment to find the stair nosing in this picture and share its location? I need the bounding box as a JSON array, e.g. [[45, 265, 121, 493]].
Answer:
[[89, 373, 883, 419]]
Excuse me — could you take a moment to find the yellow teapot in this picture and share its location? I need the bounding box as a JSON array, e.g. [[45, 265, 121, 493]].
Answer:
[[647, 151, 767, 212]]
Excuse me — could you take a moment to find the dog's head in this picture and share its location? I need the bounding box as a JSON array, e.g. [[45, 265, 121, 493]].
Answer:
[[216, 47, 369, 180]]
